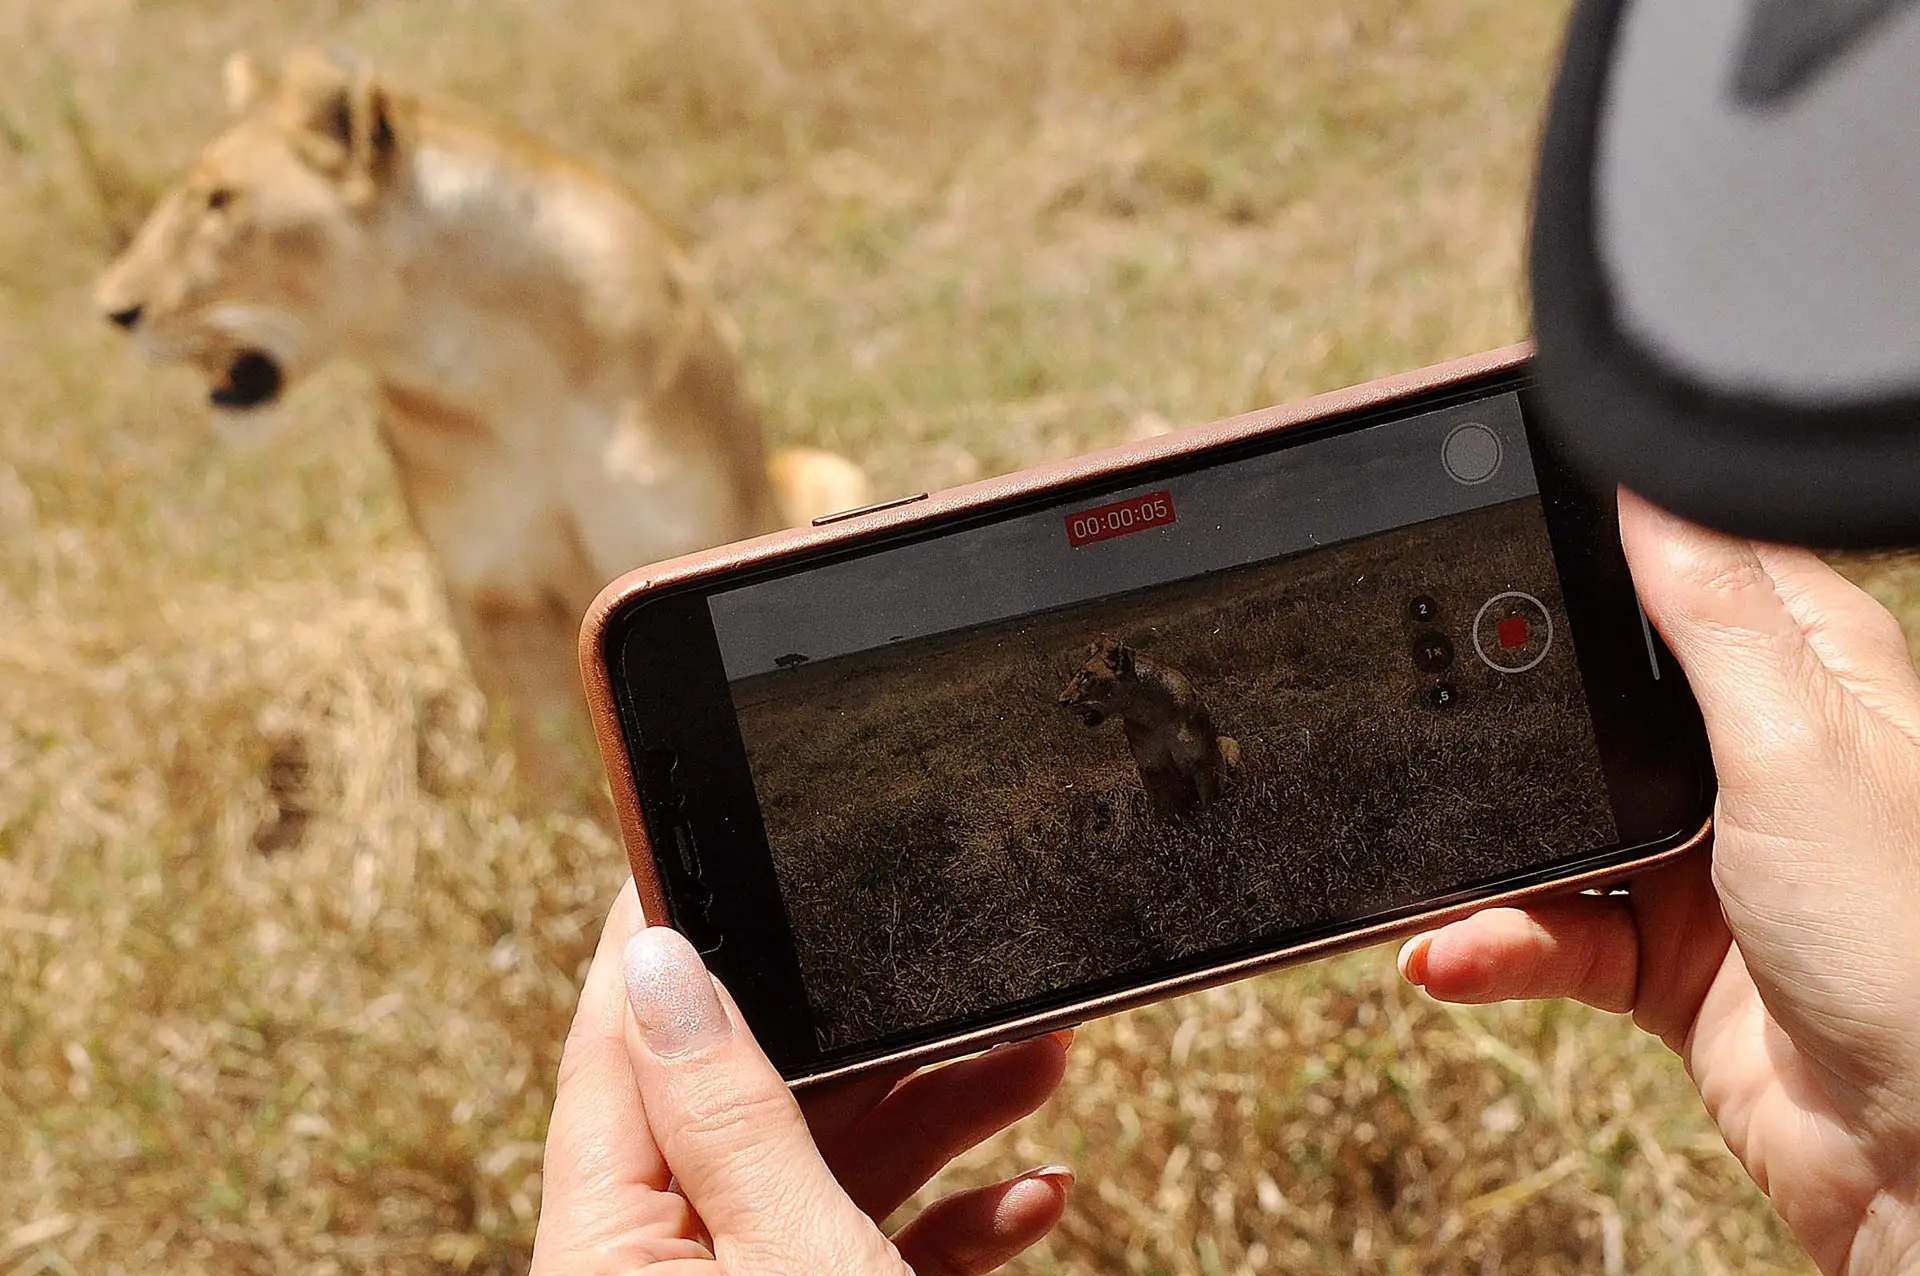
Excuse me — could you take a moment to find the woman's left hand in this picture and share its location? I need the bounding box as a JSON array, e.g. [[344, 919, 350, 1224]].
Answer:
[[531, 881, 1075, 1274]]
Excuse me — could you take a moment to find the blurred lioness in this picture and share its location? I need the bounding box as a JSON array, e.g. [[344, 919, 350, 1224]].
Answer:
[[95, 47, 868, 798]]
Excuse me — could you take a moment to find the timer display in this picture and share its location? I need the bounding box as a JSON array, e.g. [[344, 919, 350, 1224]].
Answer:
[[1064, 489, 1176, 548]]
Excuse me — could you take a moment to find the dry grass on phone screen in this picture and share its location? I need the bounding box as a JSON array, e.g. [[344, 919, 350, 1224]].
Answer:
[[1, 0, 1909, 1273]]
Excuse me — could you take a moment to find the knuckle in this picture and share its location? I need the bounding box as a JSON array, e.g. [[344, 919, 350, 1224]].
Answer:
[[1672, 543, 1773, 605], [728, 1221, 908, 1276], [1574, 931, 1635, 1014], [672, 1067, 805, 1150], [552, 1017, 611, 1094], [1853, 604, 1913, 661]]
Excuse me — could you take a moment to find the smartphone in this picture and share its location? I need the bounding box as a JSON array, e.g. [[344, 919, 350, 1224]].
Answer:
[[580, 345, 1714, 1086]]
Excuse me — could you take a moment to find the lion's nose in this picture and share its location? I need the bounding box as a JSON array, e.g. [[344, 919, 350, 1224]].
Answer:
[[106, 305, 143, 330]]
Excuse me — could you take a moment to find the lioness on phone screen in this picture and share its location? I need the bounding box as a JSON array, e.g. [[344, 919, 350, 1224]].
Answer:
[[598, 367, 1713, 1081]]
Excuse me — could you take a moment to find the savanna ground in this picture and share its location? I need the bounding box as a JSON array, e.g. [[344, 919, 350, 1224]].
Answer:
[[742, 499, 1616, 1048], [3, 1, 1916, 1272]]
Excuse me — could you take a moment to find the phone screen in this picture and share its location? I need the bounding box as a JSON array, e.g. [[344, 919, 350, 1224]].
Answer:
[[605, 369, 1712, 1076], [679, 387, 1674, 1055]]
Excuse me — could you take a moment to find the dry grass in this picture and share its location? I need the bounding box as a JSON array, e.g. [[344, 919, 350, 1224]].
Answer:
[[1, 0, 1912, 1271], [743, 500, 1615, 1048]]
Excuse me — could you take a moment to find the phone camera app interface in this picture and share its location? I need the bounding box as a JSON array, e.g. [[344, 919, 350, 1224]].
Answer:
[[708, 393, 1618, 1050]]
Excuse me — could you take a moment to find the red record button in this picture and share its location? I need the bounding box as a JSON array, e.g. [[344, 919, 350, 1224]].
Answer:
[[1065, 490, 1176, 547], [1473, 591, 1553, 674]]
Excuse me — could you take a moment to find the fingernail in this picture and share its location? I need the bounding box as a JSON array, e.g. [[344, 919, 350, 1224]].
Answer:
[[1024, 1164, 1075, 1188], [998, 1165, 1075, 1229], [622, 927, 731, 1057], [1397, 934, 1432, 986]]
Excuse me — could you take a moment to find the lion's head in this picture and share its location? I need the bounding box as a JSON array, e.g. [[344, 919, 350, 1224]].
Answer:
[[94, 48, 406, 422], [1057, 637, 1138, 728]]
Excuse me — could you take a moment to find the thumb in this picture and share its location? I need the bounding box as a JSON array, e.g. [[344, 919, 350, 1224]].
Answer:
[[1619, 489, 1920, 1102], [620, 927, 904, 1274], [1617, 488, 1867, 802]]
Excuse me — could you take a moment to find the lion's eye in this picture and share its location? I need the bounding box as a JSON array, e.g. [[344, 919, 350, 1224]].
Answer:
[[206, 188, 234, 212]]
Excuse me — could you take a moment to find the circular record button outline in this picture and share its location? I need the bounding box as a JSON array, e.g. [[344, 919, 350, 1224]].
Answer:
[[1472, 590, 1553, 674]]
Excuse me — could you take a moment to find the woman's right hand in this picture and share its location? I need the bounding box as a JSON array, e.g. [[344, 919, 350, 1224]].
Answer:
[[1399, 491, 1920, 1274]]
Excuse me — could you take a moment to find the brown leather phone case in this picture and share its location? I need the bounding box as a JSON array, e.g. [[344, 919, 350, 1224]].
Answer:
[[579, 343, 1710, 1085]]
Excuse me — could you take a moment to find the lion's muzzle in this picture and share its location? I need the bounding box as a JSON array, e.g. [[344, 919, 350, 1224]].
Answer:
[[1058, 694, 1107, 728], [211, 350, 285, 410]]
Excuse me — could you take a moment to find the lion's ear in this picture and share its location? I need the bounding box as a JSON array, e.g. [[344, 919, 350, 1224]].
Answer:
[[223, 51, 267, 114], [279, 47, 398, 206]]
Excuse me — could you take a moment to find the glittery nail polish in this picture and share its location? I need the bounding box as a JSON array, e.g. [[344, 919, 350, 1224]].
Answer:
[[622, 927, 730, 1056]]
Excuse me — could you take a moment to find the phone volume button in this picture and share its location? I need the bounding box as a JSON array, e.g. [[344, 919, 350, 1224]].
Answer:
[[812, 492, 929, 525]]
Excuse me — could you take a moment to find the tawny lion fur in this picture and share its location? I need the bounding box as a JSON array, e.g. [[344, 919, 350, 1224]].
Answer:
[[95, 47, 869, 797], [1057, 637, 1240, 817]]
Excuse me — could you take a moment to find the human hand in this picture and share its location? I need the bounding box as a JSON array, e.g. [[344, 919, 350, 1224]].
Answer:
[[1397, 490, 1920, 1275], [532, 882, 1074, 1275]]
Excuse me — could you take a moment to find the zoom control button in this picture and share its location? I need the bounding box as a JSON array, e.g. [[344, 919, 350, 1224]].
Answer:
[[1411, 631, 1454, 674]]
